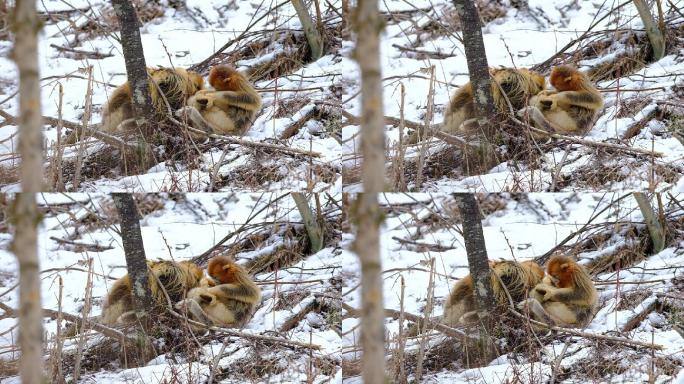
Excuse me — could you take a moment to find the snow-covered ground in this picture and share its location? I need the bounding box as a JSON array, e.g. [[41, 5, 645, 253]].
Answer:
[[342, 0, 684, 192], [0, 0, 342, 192], [342, 193, 684, 382], [0, 193, 342, 383]]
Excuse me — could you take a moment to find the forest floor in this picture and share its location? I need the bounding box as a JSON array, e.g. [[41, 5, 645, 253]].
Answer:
[[342, 0, 684, 192], [342, 193, 684, 383], [0, 193, 342, 383], [0, 0, 342, 192]]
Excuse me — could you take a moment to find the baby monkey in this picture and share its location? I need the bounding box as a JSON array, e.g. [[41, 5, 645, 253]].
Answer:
[[175, 255, 261, 331], [179, 65, 262, 138]]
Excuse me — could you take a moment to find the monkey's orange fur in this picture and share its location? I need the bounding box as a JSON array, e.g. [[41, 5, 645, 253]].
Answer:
[[175, 256, 261, 331], [208, 65, 242, 92], [180, 65, 262, 137], [521, 65, 603, 136], [208, 255, 239, 283], [518, 255, 598, 328], [549, 65, 585, 92], [546, 255, 577, 288]]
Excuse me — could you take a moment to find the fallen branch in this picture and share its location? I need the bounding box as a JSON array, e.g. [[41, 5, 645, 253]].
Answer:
[[173, 113, 322, 157], [49, 236, 114, 252], [2, 109, 321, 158], [0, 302, 133, 344], [279, 105, 320, 140], [49, 44, 113, 59], [0, 109, 136, 151], [340, 109, 474, 148], [391, 44, 455, 59], [525, 125, 663, 157], [621, 299, 660, 332], [343, 108, 663, 158], [341, 302, 477, 341]]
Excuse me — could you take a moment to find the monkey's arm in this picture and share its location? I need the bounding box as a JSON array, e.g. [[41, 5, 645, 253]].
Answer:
[[517, 105, 564, 134], [552, 91, 603, 110], [175, 105, 216, 135], [517, 298, 572, 326], [176, 299, 214, 326], [208, 283, 260, 304], [533, 283, 578, 302], [209, 90, 262, 111]]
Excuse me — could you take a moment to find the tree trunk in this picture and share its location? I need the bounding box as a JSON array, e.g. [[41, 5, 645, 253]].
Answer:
[[10, 194, 44, 383], [633, 0, 666, 60], [111, 0, 154, 127], [352, 0, 387, 381], [454, 193, 496, 363], [452, 0, 497, 164], [633, 192, 666, 253], [292, 193, 324, 253], [353, 0, 386, 192], [112, 194, 154, 318], [11, 0, 45, 381], [12, 0, 43, 192], [352, 193, 385, 383], [454, 194, 495, 315], [291, 0, 324, 60]]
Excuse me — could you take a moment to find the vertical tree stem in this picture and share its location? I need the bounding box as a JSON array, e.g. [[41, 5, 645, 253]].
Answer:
[[291, 0, 324, 60], [452, 0, 497, 163], [292, 192, 324, 252], [634, 192, 666, 253], [352, 0, 387, 381], [633, 0, 666, 60], [111, 0, 154, 124], [11, 0, 44, 381], [112, 194, 154, 316]]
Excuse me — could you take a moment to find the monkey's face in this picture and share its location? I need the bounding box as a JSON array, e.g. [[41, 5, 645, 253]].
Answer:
[[546, 260, 573, 288]]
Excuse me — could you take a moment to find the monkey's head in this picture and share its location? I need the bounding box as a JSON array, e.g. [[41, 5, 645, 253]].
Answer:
[[208, 65, 246, 92], [207, 255, 249, 284], [545, 255, 578, 288], [550, 65, 585, 92]]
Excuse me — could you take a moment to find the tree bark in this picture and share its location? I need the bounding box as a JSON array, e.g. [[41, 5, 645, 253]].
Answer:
[[453, 194, 496, 316], [10, 194, 44, 383], [112, 194, 153, 318], [633, 0, 666, 60], [452, 0, 497, 163], [111, 0, 154, 126], [10, 0, 45, 381], [352, 194, 385, 383], [292, 193, 324, 253], [352, 0, 387, 381], [633, 192, 666, 253], [12, 0, 43, 192], [353, 0, 386, 192], [291, 0, 324, 60]]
